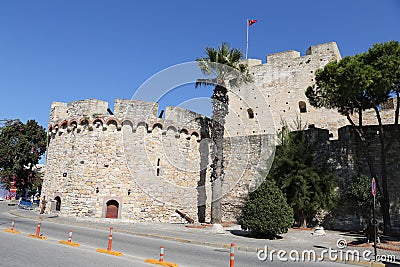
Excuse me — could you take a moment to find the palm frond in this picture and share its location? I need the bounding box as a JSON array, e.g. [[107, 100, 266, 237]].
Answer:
[[205, 47, 217, 62], [195, 78, 219, 88], [196, 58, 213, 76], [196, 42, 253, 88], [228, 48, 242, 65]]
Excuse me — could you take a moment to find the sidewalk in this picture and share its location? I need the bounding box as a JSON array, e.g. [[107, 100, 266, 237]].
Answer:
[[7, 205, 400, 266]]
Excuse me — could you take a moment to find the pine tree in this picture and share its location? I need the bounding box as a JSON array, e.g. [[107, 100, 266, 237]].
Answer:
[[269, 122, 336, 227]]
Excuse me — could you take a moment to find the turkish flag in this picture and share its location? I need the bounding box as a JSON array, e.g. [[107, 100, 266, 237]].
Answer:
[[248, 19, 257, 26]]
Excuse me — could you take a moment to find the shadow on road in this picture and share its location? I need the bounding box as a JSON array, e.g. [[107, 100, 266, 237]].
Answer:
[[228, 229, 283, 240]]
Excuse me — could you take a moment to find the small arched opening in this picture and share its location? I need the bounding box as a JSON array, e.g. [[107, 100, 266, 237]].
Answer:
[[54, 196, 61, 211], [153, 123, 163, 130], [60, 121, 68, 129], [93, 119, 104, 128], [79, 119, 89, 126], [180, 129, 189, 135], [106, 200, 119, 219], [106, 119, 118, 127], [299, 101, 307, 113], [247, 108, 254, 119]]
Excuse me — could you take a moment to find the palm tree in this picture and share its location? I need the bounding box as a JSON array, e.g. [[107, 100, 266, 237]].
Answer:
[[196, 42, 252, 224]]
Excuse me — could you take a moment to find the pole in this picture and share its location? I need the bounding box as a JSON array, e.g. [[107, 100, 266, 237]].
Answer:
[[373, 194, 377, 262], [107, 227, 113, 251], [371, 177, 377, 262], [68, 230, 73, 243], [36, 221, 41, 236], [11, 221, 15, 231], [245, 19, 249, 60], [159, 246, 165, 262], [230, 243, 235, 267]]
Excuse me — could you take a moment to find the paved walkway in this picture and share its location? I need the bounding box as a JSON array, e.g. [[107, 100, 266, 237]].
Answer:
[[5, 203, 400, 266]]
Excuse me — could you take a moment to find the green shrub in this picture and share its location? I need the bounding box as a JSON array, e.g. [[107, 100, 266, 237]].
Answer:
[[239, 179, 294, 238]]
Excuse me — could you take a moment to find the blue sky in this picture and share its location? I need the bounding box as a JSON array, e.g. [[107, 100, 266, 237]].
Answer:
[[1, 0, 399, 130]]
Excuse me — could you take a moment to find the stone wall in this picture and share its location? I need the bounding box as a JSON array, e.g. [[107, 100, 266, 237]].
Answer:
[[221, 134, 275, 222], [306, 125, 400, 234]]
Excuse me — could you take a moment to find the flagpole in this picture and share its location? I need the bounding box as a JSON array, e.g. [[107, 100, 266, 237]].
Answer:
[[245, 18, 249, 60]]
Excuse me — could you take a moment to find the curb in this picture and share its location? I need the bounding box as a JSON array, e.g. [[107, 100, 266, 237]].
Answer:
[[376, 244, 400, 252], [114, 228, 260, 253], [321, 256, 386, 267]]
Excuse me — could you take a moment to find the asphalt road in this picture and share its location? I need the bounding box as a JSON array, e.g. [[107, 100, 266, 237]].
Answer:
[[0, 203, 350, 266], [0, 230, 149, 267]]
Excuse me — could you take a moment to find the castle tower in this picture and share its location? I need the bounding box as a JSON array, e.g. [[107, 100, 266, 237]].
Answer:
[[42, 99, 209, 222], [225, 42, 347, 138]]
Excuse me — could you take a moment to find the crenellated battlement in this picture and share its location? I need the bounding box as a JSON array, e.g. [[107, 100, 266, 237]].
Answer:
[[262, 41, 341, 65], [48, 98, 204, 140], [305, 42, 341, 58], [50, 99, 109, 123], [266, 50, 301, 64]]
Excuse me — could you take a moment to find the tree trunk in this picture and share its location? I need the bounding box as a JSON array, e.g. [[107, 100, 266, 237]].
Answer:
[[210, 84, 228, 224], [374, 106, 392, 235], [197, 118, 210, 223], [211, 177, 222, 224], [346, 114, 379, 181], [379, 150, 391, 235], [300, 213, 307, 228]]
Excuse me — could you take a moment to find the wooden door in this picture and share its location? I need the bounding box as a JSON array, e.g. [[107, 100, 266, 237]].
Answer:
[[106, 200, 119, 218]]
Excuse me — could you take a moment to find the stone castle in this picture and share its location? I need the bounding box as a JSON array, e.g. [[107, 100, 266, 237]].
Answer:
[[42, 42, 399, 232]]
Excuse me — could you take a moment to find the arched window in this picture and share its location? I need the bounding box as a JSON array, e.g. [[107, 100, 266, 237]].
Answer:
[[247, 108, 254, 119], [299, 101, 307, 113]]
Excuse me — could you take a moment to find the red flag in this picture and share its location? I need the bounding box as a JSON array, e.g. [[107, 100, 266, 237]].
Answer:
[[248, 19, 257, 26]]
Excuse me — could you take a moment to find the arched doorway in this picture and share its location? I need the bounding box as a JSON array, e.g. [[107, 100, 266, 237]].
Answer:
[[106, 200, 119, 218], [54, 196, 61, 211]]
